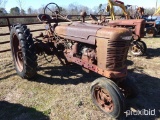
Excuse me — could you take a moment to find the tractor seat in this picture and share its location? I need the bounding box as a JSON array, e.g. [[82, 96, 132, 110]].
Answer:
[[115, 0, 124, 4], [37, 14, 52, 22]]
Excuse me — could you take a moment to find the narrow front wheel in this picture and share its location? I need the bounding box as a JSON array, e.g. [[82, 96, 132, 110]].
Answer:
[[129, 40, 147, 56], [90, 77, 125, 119]]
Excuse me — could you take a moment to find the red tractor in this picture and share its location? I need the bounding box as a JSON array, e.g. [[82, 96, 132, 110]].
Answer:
[[90, 15, 147, 56], [10, 3, 137, 118], [108, 19, 147, 56]]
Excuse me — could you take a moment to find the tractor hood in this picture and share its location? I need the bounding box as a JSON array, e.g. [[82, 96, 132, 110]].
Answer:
[[55, 22, 132, 45]]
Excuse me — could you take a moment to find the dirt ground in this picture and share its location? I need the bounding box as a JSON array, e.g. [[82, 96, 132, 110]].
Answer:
[[0, 25, 160, 120]]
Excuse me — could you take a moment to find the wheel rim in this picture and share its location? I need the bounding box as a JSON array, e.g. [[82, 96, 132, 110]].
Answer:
[[12, 34, 24, 72], [147, 29, 154, 37], [131, 45, 141, 53], [94, 86, 114, 113]]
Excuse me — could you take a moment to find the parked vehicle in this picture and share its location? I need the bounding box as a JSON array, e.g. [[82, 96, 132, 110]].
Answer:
[[10, 3, 138, 119]]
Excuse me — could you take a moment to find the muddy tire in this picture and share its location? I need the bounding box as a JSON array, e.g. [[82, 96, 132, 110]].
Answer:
[[129, 40, 147, 56], [10, 24, 37, 79], [90, 77, 125, 119]]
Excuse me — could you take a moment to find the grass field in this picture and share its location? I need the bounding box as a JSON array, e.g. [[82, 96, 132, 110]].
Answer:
[[0, 25, 160, 120]]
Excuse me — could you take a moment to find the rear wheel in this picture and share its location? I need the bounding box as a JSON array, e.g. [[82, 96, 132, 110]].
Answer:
[[90, 77, 125, 119], [10, 24, 37, 79], [129, 40, 147, 56]]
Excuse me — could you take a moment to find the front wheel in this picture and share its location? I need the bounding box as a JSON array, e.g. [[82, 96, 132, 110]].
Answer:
[[90, 77, 125, 119], [146, 27, 157, 37], [10, 24, 37, 79], [129, 40, 147, 56]]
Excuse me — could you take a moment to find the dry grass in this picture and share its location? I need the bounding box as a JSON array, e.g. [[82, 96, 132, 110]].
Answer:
[[0, 25, 160, 120]]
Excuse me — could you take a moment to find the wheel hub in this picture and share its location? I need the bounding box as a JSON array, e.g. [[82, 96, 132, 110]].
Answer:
[[12, 34, 24, 72], [94, 87, 114, 112], [132, 45, 140, 52]]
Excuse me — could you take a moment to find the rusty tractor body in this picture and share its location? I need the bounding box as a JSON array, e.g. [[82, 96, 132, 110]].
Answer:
[[108, 19, 145, 39], [54, 22, 131, 79], [10, 3, 137, 119]]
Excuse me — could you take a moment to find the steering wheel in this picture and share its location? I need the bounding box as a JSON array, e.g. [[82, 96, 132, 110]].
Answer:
[[44, 3, 60, 17]]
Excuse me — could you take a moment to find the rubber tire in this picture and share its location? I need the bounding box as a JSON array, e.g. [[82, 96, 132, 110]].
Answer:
[[146, 27, 156, 37], [90, 77, 125, 119], [129, 40, 147, 56], [10, 24, 37, 79]]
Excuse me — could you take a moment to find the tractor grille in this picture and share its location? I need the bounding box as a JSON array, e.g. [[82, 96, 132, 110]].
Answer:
[[106, 40, 131, 70]]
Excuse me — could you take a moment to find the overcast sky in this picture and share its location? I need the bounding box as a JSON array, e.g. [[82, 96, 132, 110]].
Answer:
[[4, 0, 160, 12]]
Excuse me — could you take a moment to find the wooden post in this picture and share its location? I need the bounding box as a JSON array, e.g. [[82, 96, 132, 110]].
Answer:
[[6, 18, 11, 31]]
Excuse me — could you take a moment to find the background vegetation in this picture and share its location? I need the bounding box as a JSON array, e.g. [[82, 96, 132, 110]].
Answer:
[[0, 0, 157, 26]]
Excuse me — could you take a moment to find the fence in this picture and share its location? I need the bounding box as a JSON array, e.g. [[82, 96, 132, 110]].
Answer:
[[0, 15, 111, 53]]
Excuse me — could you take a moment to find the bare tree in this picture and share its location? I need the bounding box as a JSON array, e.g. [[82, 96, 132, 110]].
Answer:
[[68, 3, 79, 15], [156, 0, 158, 11], [0, 0, 7, 16], [0, 0, 7, 7], [92, 4, 107, 15], [27, 7, 32, 14], [145, 7, 156, 15], [16, 0, 25, 14], [17, 0, 23, 10], [0, 0, 2, 5], [67, 3, 90, 15]]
